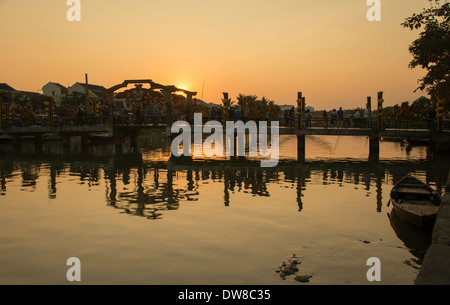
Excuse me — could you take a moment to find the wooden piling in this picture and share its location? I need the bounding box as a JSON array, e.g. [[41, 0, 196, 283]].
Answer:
[[297, 134, 305, 163], [369, 136, 380, 161]]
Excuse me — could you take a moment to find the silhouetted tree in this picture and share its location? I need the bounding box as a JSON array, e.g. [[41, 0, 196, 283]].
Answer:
[[402, 0, 450, 103]]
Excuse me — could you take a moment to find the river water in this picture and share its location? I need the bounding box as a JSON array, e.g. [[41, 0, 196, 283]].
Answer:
[[0, 133, 449, 285]]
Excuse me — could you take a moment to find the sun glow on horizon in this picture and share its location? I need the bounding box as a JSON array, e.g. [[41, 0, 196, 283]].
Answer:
[[0, 0, 433, 109]]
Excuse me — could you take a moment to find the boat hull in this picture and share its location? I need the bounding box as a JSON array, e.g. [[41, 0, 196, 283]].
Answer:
[[390, 175, 441, 228], [392, 201, 438, 228]]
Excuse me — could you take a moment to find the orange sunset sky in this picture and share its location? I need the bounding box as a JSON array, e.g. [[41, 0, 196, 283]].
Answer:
[[0, 0, 435, 110]]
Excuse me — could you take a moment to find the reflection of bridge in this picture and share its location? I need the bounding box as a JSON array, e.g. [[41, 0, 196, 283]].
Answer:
[[1, 148, 449, 220]]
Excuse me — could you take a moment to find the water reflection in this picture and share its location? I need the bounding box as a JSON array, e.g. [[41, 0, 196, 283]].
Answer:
[[1, 135, 449, 283], [1, 146, 448, 219], [388, 209, 433, 267]]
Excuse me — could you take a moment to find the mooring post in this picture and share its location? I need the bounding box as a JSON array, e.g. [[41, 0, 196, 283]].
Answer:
[[297, 134, 306, 163], [366, 96, 372, 128], [377, 92, 384, 132], [130, 130, 138, 153], [222, 92, 230, 125], [296, 92, 306, 162], [369, 135, 380, 161], [297, 92, 303, 130], [81, 134, 89, 151], [427, 140, 437, 161]]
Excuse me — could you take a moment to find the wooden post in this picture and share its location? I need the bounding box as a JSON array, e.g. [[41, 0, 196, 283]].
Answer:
[[369, 136, 380, 161], [377, 92, 384, 131], [297, 92, 303, 130], [222, 92, 229, 125], [366, 96, 372, 128], [297, 134, 305, 163], [296, 92, 306, 163], [426, 140, 437, 161], [130, 130, 139, 153], [85, 73, 90, 113]]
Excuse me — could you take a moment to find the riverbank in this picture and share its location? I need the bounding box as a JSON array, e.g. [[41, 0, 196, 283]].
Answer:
[[415, 171, 450, 285]]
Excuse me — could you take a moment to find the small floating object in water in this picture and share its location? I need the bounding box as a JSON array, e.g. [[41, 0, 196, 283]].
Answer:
[[277, 254, 301, 278], [294, 274, 312, 283]]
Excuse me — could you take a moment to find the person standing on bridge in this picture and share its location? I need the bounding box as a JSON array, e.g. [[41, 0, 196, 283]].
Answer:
[[337, 107, 344, 128], [330, 109, 337, 127], [364, 107, 371, 128], [322, 110, 328, 128]]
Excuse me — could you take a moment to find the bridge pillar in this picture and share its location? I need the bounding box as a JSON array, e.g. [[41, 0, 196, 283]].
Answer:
[[297, 134, 306, 163], [34, 134, 42, 153], [369, 136, 380, 161], [427, 140, 437, 160], [81, 135, 89, 150], [130, 131, 139, 153]]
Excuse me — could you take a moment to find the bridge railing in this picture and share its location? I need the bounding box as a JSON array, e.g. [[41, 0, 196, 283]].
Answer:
[[2, 115, 449, 131]]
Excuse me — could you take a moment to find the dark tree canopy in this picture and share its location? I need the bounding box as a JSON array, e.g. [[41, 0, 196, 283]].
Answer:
[[401, 0, 450, 103]]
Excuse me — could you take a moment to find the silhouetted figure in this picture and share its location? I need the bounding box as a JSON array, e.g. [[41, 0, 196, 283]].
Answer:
[[331, 109, 337, 127], [289, 107, 295, 127], [322, 110, 328, 128]]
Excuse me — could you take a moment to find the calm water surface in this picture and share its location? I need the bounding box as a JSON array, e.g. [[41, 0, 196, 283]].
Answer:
[[0, 134, 449, 285]]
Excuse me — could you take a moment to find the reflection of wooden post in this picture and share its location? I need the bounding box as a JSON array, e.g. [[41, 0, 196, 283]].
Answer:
[[376, 172, 382, 212], [296, 169, 304, 212], [108, 168, 117, 206], [49, 166, 57, 199], [224, 171, 230, 207]]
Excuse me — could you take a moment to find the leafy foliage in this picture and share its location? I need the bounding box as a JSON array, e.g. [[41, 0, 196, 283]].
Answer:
[[401, 0, 450, 103]]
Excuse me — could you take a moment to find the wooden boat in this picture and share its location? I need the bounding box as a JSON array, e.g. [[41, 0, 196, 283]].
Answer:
[[390, 175, 441, 228], [388, 209, 432, 263]]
